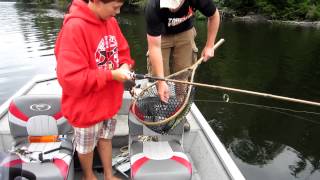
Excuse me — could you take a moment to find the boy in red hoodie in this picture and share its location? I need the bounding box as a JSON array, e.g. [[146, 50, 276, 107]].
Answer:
[[55, 0, 134, 179]]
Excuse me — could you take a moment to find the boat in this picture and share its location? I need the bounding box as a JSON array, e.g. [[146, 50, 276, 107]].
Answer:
[[0, 74, 245, 180]]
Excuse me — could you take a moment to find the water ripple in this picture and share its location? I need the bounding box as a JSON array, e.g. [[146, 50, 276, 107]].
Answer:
[[0, 2, 61, 104]]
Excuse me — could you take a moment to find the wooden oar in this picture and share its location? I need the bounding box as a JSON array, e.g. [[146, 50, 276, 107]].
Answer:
[[133, 74, 320, 107]]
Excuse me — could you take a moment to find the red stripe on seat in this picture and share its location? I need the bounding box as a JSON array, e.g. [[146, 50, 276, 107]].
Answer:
[[131, 157, 149, 178], [53, 111, 63, 120], [3, 159, 23, 167], [171, 156, 192, 174], [9, 102, 29, 121], [54, 158, 68, 180], [131, 104, 145, 121]]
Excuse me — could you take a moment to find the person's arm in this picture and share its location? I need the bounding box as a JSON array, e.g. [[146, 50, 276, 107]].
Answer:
[[147, 34, 169, 102], [112, 18, 135, 69], [201, 9, 220, 61], [55, 20, 132, 97], [109, 18, 134, 82], [55, 22, 113, 97], [147, 34, 164, 78]]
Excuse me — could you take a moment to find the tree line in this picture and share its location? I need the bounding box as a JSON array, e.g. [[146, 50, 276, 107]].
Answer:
[[216, 0, 320, 21], [16, 0, 320, 21]]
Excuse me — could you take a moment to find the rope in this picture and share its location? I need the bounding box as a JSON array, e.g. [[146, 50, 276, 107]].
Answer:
[[115, 135, 158, 159]]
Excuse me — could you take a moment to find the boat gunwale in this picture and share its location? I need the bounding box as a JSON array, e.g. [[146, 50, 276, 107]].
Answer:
[[190, 104, 245, 180], [0, 75, 57, 119]]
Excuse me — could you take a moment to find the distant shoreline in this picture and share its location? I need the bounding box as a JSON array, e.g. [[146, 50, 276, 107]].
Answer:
[[226, 14, 320, 28]]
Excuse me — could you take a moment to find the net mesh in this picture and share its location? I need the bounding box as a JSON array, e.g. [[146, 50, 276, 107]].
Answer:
[[130, 70, 195, 134]]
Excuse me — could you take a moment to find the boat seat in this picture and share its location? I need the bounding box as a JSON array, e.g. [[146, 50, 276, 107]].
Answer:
[[111, 92, 131, 149], [128, 110, 192, 180], [7, 95, 74, 180]]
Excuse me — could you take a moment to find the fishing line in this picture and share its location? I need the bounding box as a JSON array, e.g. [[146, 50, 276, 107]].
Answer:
[[194, 99, 320, 125], [133, 74, 320, 107]]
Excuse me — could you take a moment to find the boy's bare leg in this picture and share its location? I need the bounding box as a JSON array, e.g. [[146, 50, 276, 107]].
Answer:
[[98, 139, 121, 180], [78, 151, 97, 180]]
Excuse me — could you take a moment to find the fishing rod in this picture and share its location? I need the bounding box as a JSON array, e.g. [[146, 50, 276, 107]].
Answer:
[[132, 37, 319, 107], [132, 73, 320, 107]]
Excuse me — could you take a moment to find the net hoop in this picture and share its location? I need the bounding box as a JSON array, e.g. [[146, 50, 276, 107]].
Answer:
[[130, 39, 225, 129], [130, 59, 199, 127]]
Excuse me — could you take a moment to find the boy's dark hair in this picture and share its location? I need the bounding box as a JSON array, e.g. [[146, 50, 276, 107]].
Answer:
[[66, 0, 124, 13], [84, 0, 124, 3]]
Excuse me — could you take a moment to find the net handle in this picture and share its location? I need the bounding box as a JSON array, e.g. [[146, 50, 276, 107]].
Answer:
[[133, 38, 225, 82], [133, 38, 225, 83], [164, 38, 225, 80], [193, 38, 225, 66]]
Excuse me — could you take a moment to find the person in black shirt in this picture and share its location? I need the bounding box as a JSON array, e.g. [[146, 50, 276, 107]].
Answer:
[[145, 0, 220, 103]]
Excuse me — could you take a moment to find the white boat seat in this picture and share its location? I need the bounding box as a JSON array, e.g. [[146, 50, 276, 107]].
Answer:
[[7, 95, 74, 180], [114, 115, 129, 136], [128, 110, 192, 180]]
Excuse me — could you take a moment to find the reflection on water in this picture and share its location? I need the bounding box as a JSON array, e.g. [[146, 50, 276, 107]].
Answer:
[[0, 2, 320, 180], [197, 99, 320, 179], [0, 2, 60, 103], [195, 19, 320, 180]]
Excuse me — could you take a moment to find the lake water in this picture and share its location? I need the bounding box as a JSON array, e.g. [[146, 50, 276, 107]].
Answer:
[[1, 2, 320, 180]]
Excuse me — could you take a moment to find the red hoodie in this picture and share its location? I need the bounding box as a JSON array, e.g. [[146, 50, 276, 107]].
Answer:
[[55, 0, 134, 128]]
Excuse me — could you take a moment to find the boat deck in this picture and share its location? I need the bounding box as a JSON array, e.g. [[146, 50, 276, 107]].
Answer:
[[0, 75, 245, 180]]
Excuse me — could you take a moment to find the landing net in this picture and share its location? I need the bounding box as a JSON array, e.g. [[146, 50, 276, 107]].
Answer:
[[130, 69, 196, 134]]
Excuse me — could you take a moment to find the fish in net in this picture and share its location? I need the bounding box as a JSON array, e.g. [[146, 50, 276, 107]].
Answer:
[[130, 71, 195, 134]]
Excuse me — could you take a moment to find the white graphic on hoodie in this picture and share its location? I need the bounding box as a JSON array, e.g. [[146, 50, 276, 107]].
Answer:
[[95, 35, 119, 70]]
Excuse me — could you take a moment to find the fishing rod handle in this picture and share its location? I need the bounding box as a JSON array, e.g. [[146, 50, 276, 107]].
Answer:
[[132, 73, 165, 81], [133, 73, 145, 79]]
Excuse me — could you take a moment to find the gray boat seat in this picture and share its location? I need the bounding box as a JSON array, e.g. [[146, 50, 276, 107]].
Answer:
[[128, 109, 192, 180], [7, 95, 74, 180]]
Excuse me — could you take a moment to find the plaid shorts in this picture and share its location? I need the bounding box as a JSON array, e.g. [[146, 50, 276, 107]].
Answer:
[[74, 117, 117, 154]]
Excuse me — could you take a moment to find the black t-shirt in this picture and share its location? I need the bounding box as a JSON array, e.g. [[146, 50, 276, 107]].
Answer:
[[145, 0, 216, 36]]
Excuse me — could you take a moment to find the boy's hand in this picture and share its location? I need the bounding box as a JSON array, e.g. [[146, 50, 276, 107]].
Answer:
[[112, 68, 132, 82]]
